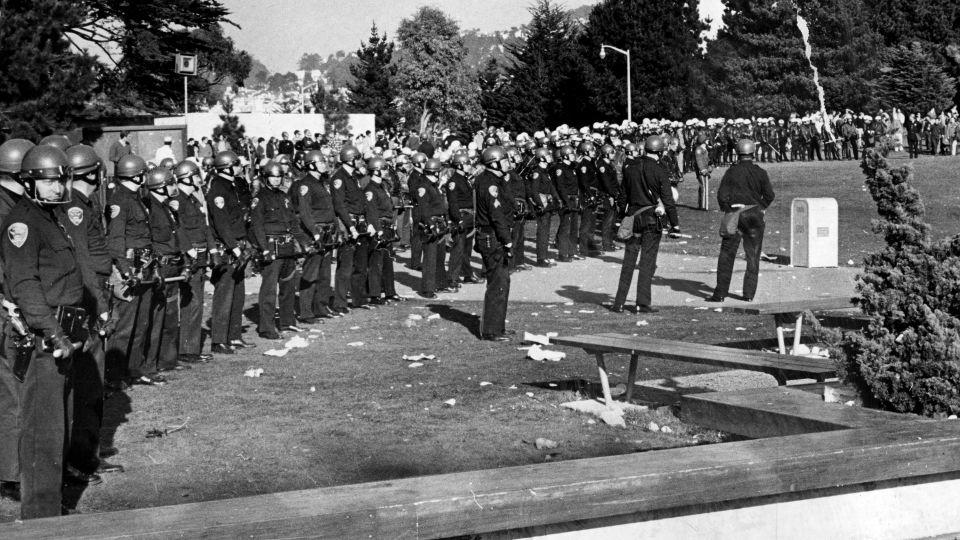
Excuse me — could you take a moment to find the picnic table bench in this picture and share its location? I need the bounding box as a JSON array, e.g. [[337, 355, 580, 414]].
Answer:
[[549, 332, 836, 406], [724, 297, 857, 355]]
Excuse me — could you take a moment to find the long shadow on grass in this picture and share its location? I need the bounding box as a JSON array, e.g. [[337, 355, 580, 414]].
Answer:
[[555, 285, 611, 306], [650, 275, 714, 298], [426, 303, 480, 338]]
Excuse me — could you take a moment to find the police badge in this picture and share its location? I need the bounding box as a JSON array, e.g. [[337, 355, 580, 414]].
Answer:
[[67, 207, 83, 226], [7, 223, 28, 248]]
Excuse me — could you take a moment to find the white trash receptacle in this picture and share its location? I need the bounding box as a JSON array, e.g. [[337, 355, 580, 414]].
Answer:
[[791, 198, 838, 268]]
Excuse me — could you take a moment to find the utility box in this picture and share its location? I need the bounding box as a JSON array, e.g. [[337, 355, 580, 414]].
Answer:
[[791, 198, 838, 267]]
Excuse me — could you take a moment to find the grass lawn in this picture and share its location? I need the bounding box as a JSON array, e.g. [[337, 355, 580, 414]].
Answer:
[[2, 151, 958, 522], [666, 152, 960, 260]]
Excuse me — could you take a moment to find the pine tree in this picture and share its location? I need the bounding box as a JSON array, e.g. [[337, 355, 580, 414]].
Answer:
[[484, 0, 589, 131], [212, 98, 245, 151], [579, 0, 707, 120], [347, 24, 398, 129], [834, 139, 960, 416], [0, 0, 100, 139], [702, 0, 816, 117], [876, 42, 956, 113], [393, 7, 482, 130]]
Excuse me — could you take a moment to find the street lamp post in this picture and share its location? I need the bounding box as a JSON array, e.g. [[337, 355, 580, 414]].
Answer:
[[599, 44, 632, 124]]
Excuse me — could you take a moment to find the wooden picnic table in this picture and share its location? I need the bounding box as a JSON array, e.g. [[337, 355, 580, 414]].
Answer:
[[724, 297, 857, 355], [549, 332, 836, 406]]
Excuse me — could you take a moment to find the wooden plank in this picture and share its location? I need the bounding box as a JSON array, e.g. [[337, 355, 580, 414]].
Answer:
[[550, 334, 835, 381], [681, 386, 925, 438], [3, 421, 958, 539], [724, 297, 855, 315]]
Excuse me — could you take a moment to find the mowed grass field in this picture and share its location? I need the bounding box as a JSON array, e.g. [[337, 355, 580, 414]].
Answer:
[[665, 152, 960, 260], [2, 151, 959, 522]]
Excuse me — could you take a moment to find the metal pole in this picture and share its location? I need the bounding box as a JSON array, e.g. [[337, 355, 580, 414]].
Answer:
[[183, 76, 188, 115], [626, 50, 632, 124]]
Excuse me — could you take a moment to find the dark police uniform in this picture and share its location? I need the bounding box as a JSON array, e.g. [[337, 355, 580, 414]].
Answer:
[[364, 178, 396, 301], [504, 169, 527, 269], [576, 157, 600, 256], [415, 178, 447, 295], [330, 165, 368, 310], [552, 162, 579, 261], [172, 191, 215, 361], [529, 164, 559, 265], [206, 173, 249, 348], [406, 169, 426, 270], [444, 170, 475, 285], [105, 184, 154, 380], [145, 194, 184, 371], [2, 198, 87, 519], [473, 169, 512, 338], [613, 155, 678, 310], [597, 157, 620, 251], [710, 159, 775, 301], [250, 185, 306, 335], [57, 189, 111, 477], [0, 186, 21, 492], [291, 173, 336, 318]]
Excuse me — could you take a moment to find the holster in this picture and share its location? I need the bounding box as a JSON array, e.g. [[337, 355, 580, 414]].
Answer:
[[316, 223, 340, 253]]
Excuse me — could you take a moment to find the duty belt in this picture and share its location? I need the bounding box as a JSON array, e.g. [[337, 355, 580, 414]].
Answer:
[[266, 233, 295, 243], [158, 254, 184, 265]]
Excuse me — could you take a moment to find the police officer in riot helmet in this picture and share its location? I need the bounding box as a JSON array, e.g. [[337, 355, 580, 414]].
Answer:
[[473, 146, 514, 341], [707, 139, 775, 303], [611, 135, 679, 314]]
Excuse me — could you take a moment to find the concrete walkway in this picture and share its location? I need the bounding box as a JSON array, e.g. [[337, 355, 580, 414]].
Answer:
[[388, 247, 860, 307]]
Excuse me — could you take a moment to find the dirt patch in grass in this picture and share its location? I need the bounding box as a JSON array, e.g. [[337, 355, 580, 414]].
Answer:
[[1, 297, 790, 521]]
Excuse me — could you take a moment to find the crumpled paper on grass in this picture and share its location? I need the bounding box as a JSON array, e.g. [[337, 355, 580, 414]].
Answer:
[[526, 344, 565, 362], [285, 336, 310, 349], [403, 354, 436, 362], [263, 349, 289, 357], [244, 368, 264, 378]]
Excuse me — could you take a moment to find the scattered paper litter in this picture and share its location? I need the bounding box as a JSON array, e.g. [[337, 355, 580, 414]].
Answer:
[[563, 302, 574, 306], [847, 259, 856, 265], [713, 308, 722, 312], [509, 385, 517, 390], [402, 354, 436, 362], [347, 341, 364, 347], [534, 438, 559, 450], [526, 344, 566, 362], [243, 368, 264, 378], [660, 426, 673, 434], [563, 310, 572, 314], [647, 421, 660, 432], [479, 381, 492, 386], [694, 306, 708, 311], [526, 392, 535, 397], [284, 336, 310, 349], [407, 314, 423, 321], [427, 314, 441, 320], [531, 312, 539, 316], [443, 399, 456, 407], [578, 310, 595, 314], [523, 331, 559, 345], [349, 326, 360, 330], [516, 346, 532, 351], [734, 327, 746, 331], [263, 348, 290, 357], [636, 320, 649, 327], [408, 362, 424, 368]]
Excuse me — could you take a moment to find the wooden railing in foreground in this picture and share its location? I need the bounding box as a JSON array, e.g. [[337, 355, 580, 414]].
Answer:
[[1, 416, 959, 539]]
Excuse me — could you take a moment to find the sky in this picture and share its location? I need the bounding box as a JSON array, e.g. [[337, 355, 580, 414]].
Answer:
[[221, 0, 727, 73]]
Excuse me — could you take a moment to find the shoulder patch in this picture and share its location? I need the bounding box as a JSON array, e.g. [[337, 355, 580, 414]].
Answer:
[[447, 181, 456, 190], [599, 166, 606, 173], [555, 169, 562, 177], [493, 200, 501, 209], [365, 191, 373, 202], [251, 198, 259, 209], [300, 185, 309, 196], [7, 223, 27, 248], [488, 185, 499, 198], [168, 199, 180, 212], [67, 207, 83, 226], [333, 178, 343, 189], [417, 187, 426, 198], [109, 205, 121, 219], [581, 166, 588, 174], [214, 196, 225, 209]]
